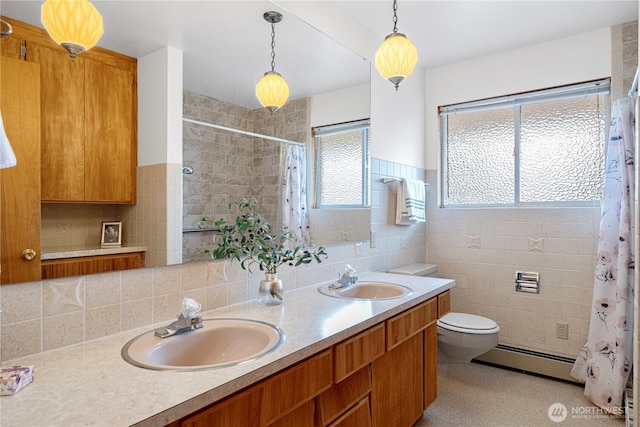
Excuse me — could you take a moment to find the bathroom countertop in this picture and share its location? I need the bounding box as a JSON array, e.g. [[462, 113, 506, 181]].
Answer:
[[41, 245, 147, 260], [0, 272, 455, 427]]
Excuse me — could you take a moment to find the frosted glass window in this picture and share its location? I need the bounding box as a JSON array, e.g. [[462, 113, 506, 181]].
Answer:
[[520, 96, 606, 202], [440, 79, 609, 207], [314, 120, 370, 207], [446, 108, 514, 205]]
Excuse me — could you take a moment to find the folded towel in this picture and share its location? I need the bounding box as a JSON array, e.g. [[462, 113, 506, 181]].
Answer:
[[395, 178, 426, 225], [0, 112, 17, 169]]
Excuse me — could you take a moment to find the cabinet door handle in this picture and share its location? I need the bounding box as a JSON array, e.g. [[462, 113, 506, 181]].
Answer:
[[21, 249, 37, 261]]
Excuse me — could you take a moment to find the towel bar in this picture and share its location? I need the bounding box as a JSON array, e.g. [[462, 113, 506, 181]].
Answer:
[[382, 178, 429, 185]]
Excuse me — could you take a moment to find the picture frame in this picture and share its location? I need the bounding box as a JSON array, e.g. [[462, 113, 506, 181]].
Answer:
[[101, 221, 122, 247]]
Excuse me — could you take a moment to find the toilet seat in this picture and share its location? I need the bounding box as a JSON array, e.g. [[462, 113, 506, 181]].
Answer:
[[437, 312, 499, 335]]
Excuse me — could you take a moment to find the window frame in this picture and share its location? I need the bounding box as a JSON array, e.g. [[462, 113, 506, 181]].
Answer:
[[439, 79, 611, 208], [313, 119, 371, 209]]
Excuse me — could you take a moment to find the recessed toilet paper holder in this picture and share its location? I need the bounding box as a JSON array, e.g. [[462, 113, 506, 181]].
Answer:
[[515, 271, 539, 293]]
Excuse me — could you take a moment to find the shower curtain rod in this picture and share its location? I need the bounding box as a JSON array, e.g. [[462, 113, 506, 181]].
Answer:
[[628, 66, 639, 97], [182, 118, 305, 147]]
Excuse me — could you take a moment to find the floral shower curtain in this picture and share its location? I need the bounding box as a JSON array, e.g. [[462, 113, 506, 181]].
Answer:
[[570, 97, 635, 411], [279, 144, 310, 247]]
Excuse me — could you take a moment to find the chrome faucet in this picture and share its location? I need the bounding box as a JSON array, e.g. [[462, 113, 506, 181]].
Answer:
[[155, 297, 203, 338], [330, 265, 358, 289]]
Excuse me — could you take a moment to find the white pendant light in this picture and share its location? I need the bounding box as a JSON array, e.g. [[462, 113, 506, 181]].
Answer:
[[375, 0, 418, 90], [256, 11, 289, 113], [41, 0, 104, 61]]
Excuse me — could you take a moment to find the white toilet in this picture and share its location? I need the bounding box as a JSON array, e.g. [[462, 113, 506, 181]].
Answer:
[[387, 263, 500, 363]]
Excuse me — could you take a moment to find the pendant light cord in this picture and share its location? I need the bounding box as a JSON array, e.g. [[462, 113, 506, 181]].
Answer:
[[392, 0, 399, 34], [270, 22, 277, 72]]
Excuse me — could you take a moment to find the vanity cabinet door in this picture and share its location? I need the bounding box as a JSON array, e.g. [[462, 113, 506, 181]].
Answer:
[[0, 57, 41, 284], [371, 332, 423, 427], [371, 298, 438, 427]]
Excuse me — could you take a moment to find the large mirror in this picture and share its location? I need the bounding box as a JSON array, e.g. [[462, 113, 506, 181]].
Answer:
[[0, 1, 371, 278]]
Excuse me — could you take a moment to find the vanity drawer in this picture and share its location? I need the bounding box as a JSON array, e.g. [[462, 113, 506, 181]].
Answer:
[[334, 323, 385, 383], [386, 298, 437, 351], [328, 397, 372, 427], [259, 349, 333, 426], [316, 367, 371, 426], [438, 290, 451, 318]]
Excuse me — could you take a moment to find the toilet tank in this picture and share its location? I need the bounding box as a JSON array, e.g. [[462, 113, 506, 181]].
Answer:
[[388, 263, 438, 277]]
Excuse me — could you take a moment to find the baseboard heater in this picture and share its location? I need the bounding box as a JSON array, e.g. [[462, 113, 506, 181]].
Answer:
[[473, 344, 579, 384]]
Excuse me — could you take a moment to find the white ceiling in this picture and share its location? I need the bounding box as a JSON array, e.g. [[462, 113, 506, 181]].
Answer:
[[1, 1, 637, 109]]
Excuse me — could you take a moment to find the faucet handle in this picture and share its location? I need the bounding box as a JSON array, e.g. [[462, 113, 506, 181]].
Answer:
[[344, 264, 356, 275], [181, 297, 202, 319]]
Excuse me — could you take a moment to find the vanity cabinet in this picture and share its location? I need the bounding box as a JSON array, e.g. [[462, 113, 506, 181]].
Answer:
[[1, 17, 137, 204], [170, 296, 444, 427]]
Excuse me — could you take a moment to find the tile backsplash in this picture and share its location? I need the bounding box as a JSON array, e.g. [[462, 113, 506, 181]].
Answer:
[[0, 158, 426, 362], [425, 168, 600, 358]]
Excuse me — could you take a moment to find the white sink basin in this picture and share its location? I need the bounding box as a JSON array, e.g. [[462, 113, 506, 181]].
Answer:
[[318, 282, 413, 300], [121, 318, 284, 371]]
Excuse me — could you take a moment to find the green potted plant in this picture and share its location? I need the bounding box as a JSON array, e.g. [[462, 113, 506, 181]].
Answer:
[[208, 198, 328, 305]]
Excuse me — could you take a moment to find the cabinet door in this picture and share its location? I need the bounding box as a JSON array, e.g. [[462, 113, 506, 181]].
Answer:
[[27, 38, 86, 202], [371, 333, 424, 427], [0, 57, 41, 283], [84, 57, 136, 203]]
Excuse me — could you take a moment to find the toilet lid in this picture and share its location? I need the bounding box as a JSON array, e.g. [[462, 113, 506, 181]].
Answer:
[[438, 312, 498, 331]]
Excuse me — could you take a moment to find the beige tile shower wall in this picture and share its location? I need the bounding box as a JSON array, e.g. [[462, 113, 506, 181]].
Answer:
[[424, 170, 600, 358], [182, 93, 310, 263], [254, 97, 311, 222]]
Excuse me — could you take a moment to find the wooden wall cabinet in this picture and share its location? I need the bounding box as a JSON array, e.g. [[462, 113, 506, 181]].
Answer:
[[171, 295, 446, 427], [2, 16, 137, 204]]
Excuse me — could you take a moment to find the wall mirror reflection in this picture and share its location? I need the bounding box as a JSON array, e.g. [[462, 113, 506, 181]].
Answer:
[[0, 1, 371, 282]]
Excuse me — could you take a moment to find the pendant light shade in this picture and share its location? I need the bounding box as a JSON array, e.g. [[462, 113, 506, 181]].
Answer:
[[256, 71, 290, 114], [375, 32, 418, 90], [375, 0, 418, 90], [256, 11, 289, 113], [41, 0, 104, 61]]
